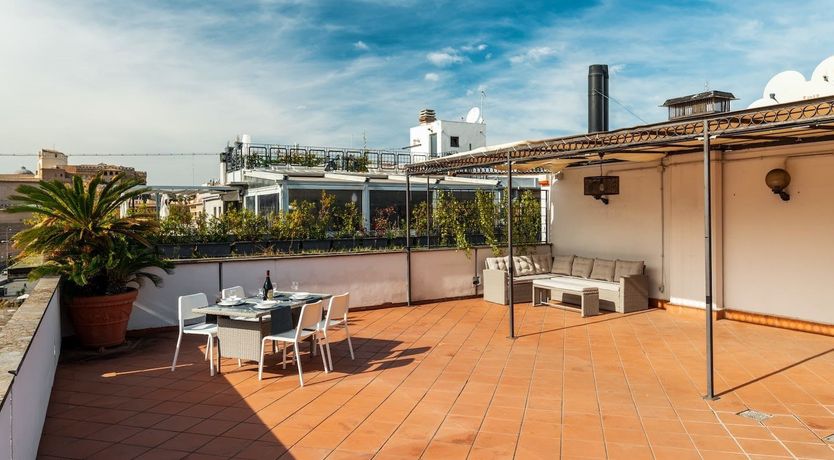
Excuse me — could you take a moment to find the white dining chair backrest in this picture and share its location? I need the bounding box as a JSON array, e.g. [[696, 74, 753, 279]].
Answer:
[[296, 301, 323, 341], [222, 286, 245, 300], [326, 293, 350, 322], [178, 293, 209, 326]]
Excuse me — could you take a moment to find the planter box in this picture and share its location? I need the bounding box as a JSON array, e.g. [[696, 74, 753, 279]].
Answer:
[[194, 242, 232, 258], [332, 239, 358, 251], [233, 241, 266, 255], [361, 237, 387, 249], [157, 243, 194, 259], [268, 240, 299, 253], [412, 236, 440, 247], [467, 234, 486, 246], [389, 237, 407, 248], [302, 239, 332, 251]]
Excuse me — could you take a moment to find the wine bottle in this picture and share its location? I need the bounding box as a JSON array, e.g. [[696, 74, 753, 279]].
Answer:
[[263, 270, 273, 300]]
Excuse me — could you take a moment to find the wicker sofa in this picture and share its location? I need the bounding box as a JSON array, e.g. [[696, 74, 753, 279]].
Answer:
[[483, 254, 649, 313], [483, 254, 555, 305]]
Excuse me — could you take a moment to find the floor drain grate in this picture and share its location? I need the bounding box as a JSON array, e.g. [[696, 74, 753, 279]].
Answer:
[[737, 409, 772, 422], [823, 434, 834, 443]]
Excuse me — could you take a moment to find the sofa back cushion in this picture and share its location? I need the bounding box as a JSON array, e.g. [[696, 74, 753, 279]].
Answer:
[[530, 254, 552, 274], [552, 255, 575, 275], [485, 256, 510, 272], [590, 258, 616, 281], [513, 256, 536, 276], [614, 259, 645, 280], [571, 256, 594, 278]]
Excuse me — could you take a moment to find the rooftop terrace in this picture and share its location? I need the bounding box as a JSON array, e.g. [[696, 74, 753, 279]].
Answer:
[[39, 299, 834, 459]]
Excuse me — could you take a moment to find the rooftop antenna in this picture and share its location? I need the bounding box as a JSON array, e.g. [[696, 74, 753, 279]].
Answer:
[[704, 80, 710, 91], [480, 90, 486, 123]]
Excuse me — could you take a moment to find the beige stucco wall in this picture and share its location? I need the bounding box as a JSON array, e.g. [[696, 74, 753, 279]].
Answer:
[[551, 141, 834, 325], [722, 146, 834, 323]]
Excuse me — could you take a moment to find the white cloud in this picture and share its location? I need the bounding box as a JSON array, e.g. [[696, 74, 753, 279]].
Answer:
[[509, 47, 555, 65], [461, 43, 488, 53], [0, 1, 426, 184], [426, 47, 463, 67], [4, 0, 834, 185], [353, 40, 369, 51], [424, 72, 440, 82]]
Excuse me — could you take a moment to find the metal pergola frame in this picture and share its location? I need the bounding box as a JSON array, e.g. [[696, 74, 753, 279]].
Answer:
[[402, 96, 834, 400]]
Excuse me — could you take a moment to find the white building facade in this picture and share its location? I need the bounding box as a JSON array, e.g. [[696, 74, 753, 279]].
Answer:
[[409, 109, 486, 159]]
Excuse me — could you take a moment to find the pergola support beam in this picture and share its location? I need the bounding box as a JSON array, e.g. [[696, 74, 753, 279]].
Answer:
[[507, 150, 515, 339], [704, 122, 717, 400], [405, 174, 412, 306]]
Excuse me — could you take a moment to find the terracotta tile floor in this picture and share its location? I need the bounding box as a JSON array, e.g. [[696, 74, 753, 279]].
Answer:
[[39, 299, 834, 459]]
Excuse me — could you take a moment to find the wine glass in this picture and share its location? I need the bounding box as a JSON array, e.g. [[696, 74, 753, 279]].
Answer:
[[257, 288, 264, 299], [291, 281, 299, 292]]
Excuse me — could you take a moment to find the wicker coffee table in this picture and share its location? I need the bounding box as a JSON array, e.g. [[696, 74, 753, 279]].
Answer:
[[532, 279, 599, 317]]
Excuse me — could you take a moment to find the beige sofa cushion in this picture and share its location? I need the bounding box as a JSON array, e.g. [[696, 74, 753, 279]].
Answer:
[[513, 256, 536, 276], [552, 255, 574, 275], [485, 256, 510, 272], [531, 254, 552, 274], [614, 259, 644, 280], [590, 258, 615, 281], [571, 256, 594, 278]]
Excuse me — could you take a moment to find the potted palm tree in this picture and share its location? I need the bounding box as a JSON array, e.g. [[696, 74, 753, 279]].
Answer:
[[8, 173, 173, 348]]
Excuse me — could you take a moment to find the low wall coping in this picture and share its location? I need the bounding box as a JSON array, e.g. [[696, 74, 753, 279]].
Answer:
[[0, 277, 60, 410], [166, 243, 552, 265]]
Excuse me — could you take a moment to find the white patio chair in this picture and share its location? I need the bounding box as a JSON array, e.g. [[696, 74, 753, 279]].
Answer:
[[308, 293, 354, 371], [258, 300, 328, 386], [222, 286, 245, 300], [171, 293, 219, 376]]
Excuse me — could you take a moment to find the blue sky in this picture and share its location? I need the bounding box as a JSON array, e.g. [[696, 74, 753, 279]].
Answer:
[[1, 0, 832, 184]]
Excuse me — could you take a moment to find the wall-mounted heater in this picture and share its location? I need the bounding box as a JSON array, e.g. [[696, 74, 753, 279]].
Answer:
[[584, 176, 619, 205]]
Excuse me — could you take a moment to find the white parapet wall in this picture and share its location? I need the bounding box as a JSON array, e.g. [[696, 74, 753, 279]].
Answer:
[[0, 277, 62, 460], [130, 245, 551, 331]]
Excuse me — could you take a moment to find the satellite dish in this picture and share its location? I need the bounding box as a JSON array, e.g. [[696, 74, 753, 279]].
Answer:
[[465, 107, 481, 123]]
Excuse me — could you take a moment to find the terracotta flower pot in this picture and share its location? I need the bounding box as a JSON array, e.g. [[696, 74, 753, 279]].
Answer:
[[67, 289, 138, 348]]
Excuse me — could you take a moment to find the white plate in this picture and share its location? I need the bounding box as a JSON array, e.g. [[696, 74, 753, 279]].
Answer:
[[255, 300, 278, 309], [291, 292, 310, 300], [218, 299, 244, 306]]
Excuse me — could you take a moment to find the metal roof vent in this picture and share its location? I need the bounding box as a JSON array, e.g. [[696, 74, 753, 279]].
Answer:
[[736, 409, 773, 422], [661, 90, 737, 121], [419, 108, 436, 124]]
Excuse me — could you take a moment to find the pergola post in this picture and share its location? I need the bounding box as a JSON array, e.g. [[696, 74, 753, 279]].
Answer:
[[426, 176, 431, 249], [405, 173, 412, 306], [703, 121, 716, 400], [507, 151, 515, 339]]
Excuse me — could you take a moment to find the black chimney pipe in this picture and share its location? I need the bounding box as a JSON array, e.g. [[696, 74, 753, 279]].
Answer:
[[588, 64, 609, 133]]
